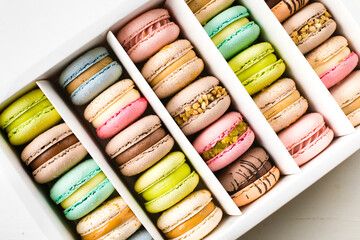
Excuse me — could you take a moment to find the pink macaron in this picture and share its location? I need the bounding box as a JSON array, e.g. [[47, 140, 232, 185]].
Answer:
[[306, 36, 359, 89], [117, 8, 180, 63], [84, 80, 148, 139], [193, 112, 255, 172], [278, 113, 334, 166]]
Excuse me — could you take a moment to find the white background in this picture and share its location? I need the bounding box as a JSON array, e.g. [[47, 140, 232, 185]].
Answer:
[[1, 0, 360, 239]]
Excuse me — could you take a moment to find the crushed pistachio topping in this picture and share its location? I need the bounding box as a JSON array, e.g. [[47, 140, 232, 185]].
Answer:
[[174, 86, 227, 125], [201, 121, 248, 161], [290, 11, 332, 45]]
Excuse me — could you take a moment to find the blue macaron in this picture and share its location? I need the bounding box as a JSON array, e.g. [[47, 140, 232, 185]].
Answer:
[[50, 159, 114, 220], [59, 47, 122, 105], [204, 6, 260, 60]]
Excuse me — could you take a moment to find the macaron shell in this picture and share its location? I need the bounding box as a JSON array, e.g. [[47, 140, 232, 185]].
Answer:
[[120, 135, 175, 176], [153, 57, 204, 99], [9, 105, 61, 146], [64, 178, 115, 220], [269, 96, 308, 133], [244, 59, 286, 95], [191, 0, 235, 25], [320, 52, 359, 88], [145, 171, 199, 213], [33, 141, 87, 184], [181, 95, 231, 136], [96, 97, 148, 139], [292, 126, 334, 166], [231, 166, 280, 207], [270, 0, 310, 23], [207, 127, 255, 171], [70, 61, 122, 106], [347, 108, 360, 127], [217, 22, 260, 60]]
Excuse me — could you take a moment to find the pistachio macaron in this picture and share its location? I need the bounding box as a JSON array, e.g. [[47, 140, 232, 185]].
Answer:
[[134, 152, 199, 213], [228, 42, 286, 95], [0, 89, 61, 145], [166, 76, 231, 136]]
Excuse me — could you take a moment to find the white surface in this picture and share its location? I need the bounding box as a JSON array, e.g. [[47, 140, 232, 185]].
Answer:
[[1, 0, 360, 239]]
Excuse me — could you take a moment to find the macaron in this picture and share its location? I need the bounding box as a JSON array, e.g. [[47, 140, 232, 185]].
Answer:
[[21, 123, 88, 184], [50, 159, 115, 220], [76, 197, 141, 240], [59, 47, 122, 105], [217, 147, 280, 207], [204, 6, 261, 60], [186, 0, 235, 25], [283, 2, 336, 54], [330, 70, 360, 127], [128, 229, 153, 240], [141, 39, 204, 99], [253, 78, 308, 133], [266, 0, 310, 23], [278, 113, 334, 166], [193, 112, 255, 172], [157, 190, 222, 239], [117, 8, 180, 63], [166, 76, 231, 136], [84, 79, 147, 139], [228, 42, 286, 95], [105, 115, 175, 176], [305, 36, 359, 89], [134, 152, 199, 213], [0, 89, 61, 145]]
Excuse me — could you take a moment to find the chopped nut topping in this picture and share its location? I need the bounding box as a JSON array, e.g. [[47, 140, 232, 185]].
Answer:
[[174, 86, 228, 125]]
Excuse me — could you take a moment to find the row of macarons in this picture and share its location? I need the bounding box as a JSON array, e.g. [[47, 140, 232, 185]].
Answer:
[[0, 89, 226, 239], [0, 96, 150, 239], [188, 0, 360, 128]]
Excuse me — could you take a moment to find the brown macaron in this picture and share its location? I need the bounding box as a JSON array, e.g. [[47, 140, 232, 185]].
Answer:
[[267, 0, 310, 23], [283, 2, 336, 54], [105, 115, 174, 176], [166, 76, 231, 136], [217, 147, 280, 206], [21, 123, 88, 184]]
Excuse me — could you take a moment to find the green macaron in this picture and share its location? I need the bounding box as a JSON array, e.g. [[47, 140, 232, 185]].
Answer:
[[204, 5, 260, 60], [134, 151, 199, 213], [228, 42, 286, 95], [0, 89, 61, 145], [50, 159, 115, 220]]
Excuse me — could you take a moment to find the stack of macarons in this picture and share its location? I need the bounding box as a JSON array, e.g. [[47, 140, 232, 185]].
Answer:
[[0, 88, 149, 239]]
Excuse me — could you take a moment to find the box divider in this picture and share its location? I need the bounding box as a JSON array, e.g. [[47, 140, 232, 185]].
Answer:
[[37, 80, 164, 240], [106, 31, 242, 216]]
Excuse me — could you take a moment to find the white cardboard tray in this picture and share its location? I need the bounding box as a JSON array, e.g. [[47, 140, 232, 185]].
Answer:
[[1, 0, 360, 239]]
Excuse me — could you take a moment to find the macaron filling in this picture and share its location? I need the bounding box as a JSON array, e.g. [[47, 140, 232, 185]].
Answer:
[[201, 120, 248, 161], [187, 0, 210, 13], [80, 207, 135, 240], [174, 85, 228, 125], [150, 50, 197, 87], [29, 134, 79, 170], [164, 201, 216, 239], [211, 18, 250, 46], [314, 47, 351, 76], [288, 122, 327, 156], [342, 96, 360, 116], [123, 18, 170, 52], [65, 56, 114, 94], [263, 90, 301, 119], [114, 128, 166, 165], [290, 11, 332, 45]]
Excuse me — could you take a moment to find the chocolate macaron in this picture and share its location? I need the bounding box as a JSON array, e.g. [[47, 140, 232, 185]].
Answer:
[[267, 0, 310, 23], [217, 147, 280, 207], [21, 123, 88, 183], [105, 115, 174, 176]]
